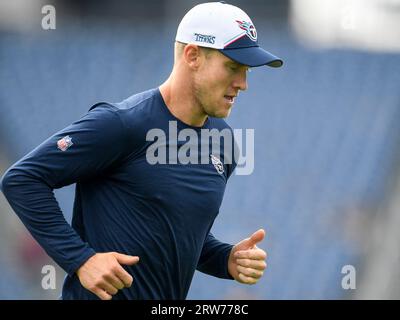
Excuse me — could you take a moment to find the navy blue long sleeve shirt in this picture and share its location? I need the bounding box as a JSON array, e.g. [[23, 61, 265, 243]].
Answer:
[[0, 88, 236, 299]]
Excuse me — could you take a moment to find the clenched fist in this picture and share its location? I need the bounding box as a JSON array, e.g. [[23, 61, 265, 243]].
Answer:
[[76, 252, 139, 300]]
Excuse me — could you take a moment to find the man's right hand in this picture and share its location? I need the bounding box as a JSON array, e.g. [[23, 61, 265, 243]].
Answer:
[[76, 252, 140, 300]]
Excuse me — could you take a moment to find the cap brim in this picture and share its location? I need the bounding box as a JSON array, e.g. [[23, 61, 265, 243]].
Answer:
[[219, 46, 283, 68]]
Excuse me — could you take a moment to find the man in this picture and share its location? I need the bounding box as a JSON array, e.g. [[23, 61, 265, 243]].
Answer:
[[0, 2, 282, 300]]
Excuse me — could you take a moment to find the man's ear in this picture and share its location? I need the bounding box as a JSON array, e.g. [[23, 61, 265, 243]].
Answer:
[[183, 44, 202, 69]]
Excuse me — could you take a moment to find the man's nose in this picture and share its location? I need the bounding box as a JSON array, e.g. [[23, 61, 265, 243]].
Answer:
[[233, 71, 248, 91]]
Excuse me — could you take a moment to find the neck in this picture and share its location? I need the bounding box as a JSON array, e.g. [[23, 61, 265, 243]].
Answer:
[[159, 69, 208, 127]]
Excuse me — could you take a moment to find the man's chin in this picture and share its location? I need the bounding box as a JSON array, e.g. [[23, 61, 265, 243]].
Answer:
[[207, 107, 232, 119]]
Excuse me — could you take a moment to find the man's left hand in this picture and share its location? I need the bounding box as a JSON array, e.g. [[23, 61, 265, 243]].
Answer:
[[228, 229, 267, 285]]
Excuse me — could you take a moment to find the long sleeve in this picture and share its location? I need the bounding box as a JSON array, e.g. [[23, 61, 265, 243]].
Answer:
[[196, 232, 234, 280], [0, 104, 128, 276], [196, 134, 237, 280]]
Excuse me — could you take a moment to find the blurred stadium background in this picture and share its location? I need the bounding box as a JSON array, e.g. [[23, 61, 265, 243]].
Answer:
[[0, 0, 400, 299]]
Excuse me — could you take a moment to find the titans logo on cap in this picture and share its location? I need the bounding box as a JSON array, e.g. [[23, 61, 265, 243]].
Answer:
[[236, 20, 257, 41]]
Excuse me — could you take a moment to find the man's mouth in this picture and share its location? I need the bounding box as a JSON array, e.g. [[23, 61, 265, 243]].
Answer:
[[224, 95, 236, 103]]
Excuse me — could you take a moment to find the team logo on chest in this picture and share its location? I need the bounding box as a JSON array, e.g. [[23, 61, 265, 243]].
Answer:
[[210, 154, 224, 175]]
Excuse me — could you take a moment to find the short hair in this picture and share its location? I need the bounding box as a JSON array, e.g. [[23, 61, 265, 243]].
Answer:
[[174, 41, 214, 63]]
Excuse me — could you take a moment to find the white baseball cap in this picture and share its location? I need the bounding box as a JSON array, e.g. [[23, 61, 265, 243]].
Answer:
[[175, 1, 283, 68]]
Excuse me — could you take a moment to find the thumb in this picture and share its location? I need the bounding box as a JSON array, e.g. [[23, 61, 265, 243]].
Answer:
[[112, 252, 140, 266], [241, 229, 266, 249]]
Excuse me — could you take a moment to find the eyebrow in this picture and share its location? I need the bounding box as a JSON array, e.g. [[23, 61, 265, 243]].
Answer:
[[226, 60, 244, 67], [225, 60, 250, 71], [226, 60, 240, 66]]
